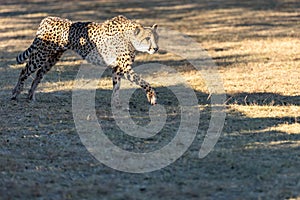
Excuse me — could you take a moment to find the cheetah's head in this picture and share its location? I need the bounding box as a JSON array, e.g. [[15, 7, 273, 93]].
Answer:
[[130, 24, 159, 54]]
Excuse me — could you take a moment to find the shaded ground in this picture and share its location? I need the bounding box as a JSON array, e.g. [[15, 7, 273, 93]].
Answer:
[[0, 0, 300, 199]]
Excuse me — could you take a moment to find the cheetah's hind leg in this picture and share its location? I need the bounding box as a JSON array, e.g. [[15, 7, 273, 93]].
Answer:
[[11, 63, 34, 100], [27, 50, 65, 101]]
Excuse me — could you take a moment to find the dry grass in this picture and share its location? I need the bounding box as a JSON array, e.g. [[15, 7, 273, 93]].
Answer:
[[0, 0, 299, 199]]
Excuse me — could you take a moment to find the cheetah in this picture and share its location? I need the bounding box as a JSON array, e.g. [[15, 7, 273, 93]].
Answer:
[[12, 15, 159, 105]]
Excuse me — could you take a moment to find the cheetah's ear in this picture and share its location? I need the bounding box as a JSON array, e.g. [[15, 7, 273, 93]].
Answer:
[[152, 24, 158, 31], [134, 27, 140, 35]]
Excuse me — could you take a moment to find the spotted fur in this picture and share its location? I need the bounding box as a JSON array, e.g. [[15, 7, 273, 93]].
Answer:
[[12, 15, 159, 105]]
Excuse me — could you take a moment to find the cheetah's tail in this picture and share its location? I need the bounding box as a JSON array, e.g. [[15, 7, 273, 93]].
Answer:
[[16, 45, 34, 64]]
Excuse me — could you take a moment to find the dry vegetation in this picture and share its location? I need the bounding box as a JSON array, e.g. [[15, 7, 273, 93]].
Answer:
[[0, 0, 299, 199]]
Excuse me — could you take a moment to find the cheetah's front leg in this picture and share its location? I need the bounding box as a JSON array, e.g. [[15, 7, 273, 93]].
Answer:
[[112, 66, 156, 105], [123, 68, 157, 105], [116, 55, 157, 105], [112, 67, 122, 107]]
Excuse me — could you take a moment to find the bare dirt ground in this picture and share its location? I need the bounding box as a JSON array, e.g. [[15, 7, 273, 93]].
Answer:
[[0, 0, 300, 199]]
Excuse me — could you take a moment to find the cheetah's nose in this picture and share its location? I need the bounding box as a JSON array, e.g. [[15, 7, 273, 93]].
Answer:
[[153, 47, 159, 52]]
